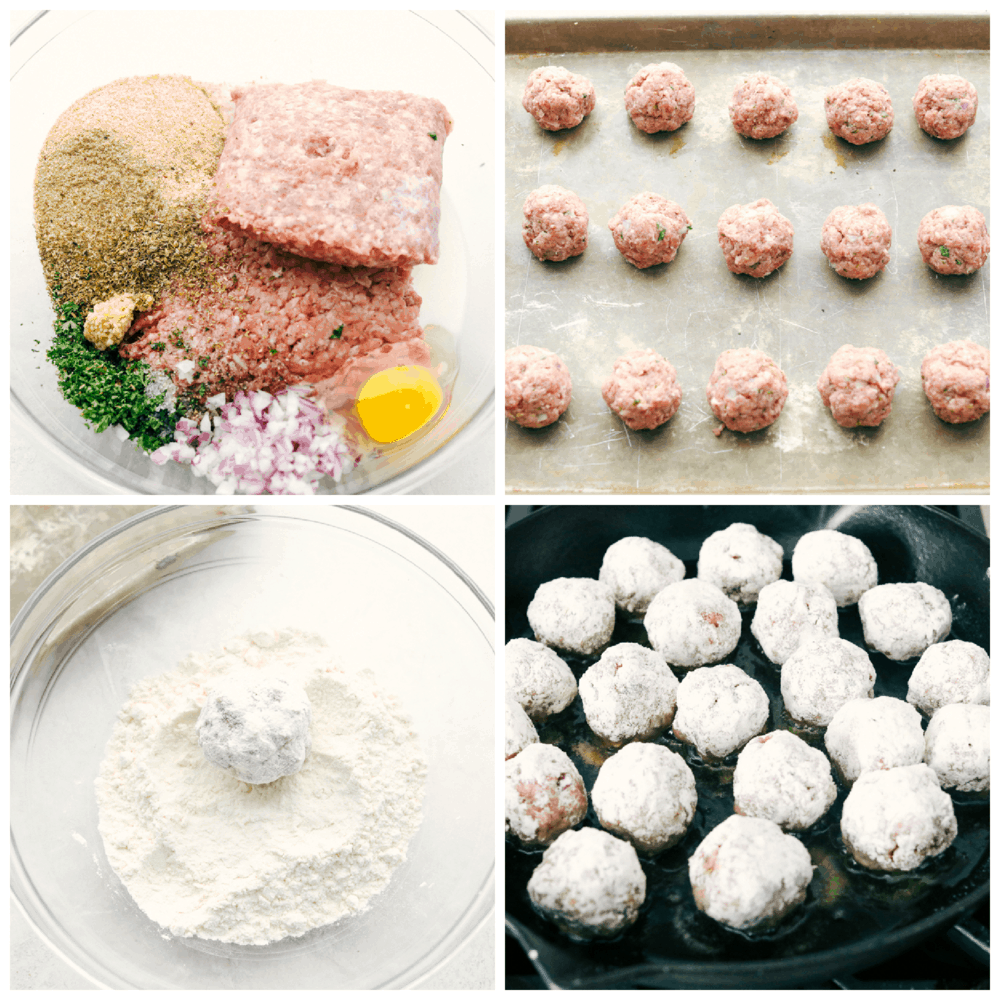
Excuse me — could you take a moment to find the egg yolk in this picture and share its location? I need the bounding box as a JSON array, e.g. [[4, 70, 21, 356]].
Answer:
[[356, 365, 444, 443]]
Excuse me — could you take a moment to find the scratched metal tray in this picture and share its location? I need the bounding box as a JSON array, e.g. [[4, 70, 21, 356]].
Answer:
[[505, 16, 989, 494]]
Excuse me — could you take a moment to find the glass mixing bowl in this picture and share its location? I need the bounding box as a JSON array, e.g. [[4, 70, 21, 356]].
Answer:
[[10, 506, 494, 988]]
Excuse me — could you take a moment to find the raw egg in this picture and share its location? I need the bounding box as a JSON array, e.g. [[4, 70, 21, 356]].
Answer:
[[356, 365, 444, 443]]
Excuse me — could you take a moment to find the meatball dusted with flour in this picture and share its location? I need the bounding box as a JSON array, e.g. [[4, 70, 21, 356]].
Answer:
[[858, 582, 951, 661], [751, 579, 839, 666], [920, 340, 990, 424], [706, 348, 789, 434], [781, 637, 876, 727], [906, 640, 990, 717], [728, 72, 798, 138], [824, 77, 894, 144], [791, 529, 877, 607], [505, 743, 587, 847], [717, 198, 794, 277], [601, 349, 683, 431], [696, 522, 782, 607], [824, 696, 925, 785], [917, 206, 990, 275], [505, 637, 577, 722], [913, 74, 978, 139], [504, 345, 572, 429], [924, 703, 990, 792], [818, 345, 900, 428], [522, 66, 596, 131], [521, 185, 589, 262], [645, 579, 741, 669], [624, 61, 695, 133], [673, 665, 770, 760], [599, 535, 685, 615], [527, 577, 616, 656], [820, 204, 892, 279], [505, 691, 539, 760], [608, 192, 691, 269]]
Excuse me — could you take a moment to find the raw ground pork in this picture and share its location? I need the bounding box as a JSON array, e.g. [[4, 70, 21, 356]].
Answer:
[[717, 199, 794, 277], [521, 185, 589, 262], [522, 65, 596, 131], [504, 345, 572, 428], [920, 340, 990, 423], [706, 348, 788, 434], [916, 206, 990, 275], [817, 345, 900, 428], [824, 77, 894, 144], [820, 204, 892, 279], [728, 72, 798, 139], [601, 349, 682, 430], [913, 74, 978, 139], [624, 62, 695, 133], [607, 192, 691, 269]]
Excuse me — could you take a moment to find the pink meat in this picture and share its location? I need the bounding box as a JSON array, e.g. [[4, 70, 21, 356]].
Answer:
[[522, 185, 589, 262], [707, 349, 788, 434], [728, 72, 798, 139], [505, 345, 572, 428], [917, 206, 990, 275], [624, 62, 695, 134], [601, 349, 682, 430], [608, 192, 691, 269], [825, 77, 894, 144], [717, 199, 794, 277], [818, 345, 900, 427], [820, 204, 892, 279], [920, 340, 990, 424], [913, 74, 978, 140], [522, 65, 596, 131]]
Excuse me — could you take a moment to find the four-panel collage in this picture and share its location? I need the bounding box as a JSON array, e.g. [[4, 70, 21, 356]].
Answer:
[[8, 9, 990, 993]]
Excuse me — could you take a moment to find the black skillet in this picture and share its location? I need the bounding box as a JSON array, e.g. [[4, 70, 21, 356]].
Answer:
[[505, 505, 989, 989]]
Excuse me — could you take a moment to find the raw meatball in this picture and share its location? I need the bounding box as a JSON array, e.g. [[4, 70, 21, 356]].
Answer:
[[917, 205, 990, 275], [924, 703, 990, 792], [696, 521, 783, 607], [592, 742, 697, 852], [820, 204, 892, 279], [706, 348, 789, 434], [601, 349, 683, 431], [752, 579, 839, 666], [527, 577, 616, 656], [505, 691, 539, 759], [717, 198, 794, 276], [505, 637, 578, 722], [734, 730, 837, 831], [522, 65, 596, 131], [791, 529, 878, 607], [579, 643, 679, 745], [824, 696, 925, 785], [840, 763, 957, 871], [817, 345, 901, 428], [505, 743, 587, 847], [906, 640, 990, 716], [913, 74, 978, 140], [504, 345, 572, 428], [781, 637, 876, 727], [673, 664, 770, 760], [527, 826, 646, 939], [521, 184, 589, 262], [598, 535, 685, 615], [608, 192, 691, 269], [624, 61, 695, 134], [728, 72, 798, 139], [645, 579, 741, 669], [858, 582, 951, 661], [688, 814, 813, 930], [920, 340, 990, 424], [824, 77, 894, 144]]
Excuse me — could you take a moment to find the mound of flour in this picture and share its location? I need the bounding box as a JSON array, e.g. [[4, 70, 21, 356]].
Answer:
[[95, 629, 427, 945]]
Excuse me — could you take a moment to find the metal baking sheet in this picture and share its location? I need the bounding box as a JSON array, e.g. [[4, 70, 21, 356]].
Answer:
[[504, 16, 989, 494]]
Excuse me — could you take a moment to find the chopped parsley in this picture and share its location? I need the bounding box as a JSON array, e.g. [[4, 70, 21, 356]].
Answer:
[[330, 324, 344, 340], [428, 132, 438, 140], [940, 246, 950, 258], [656, 224, 666, 242]]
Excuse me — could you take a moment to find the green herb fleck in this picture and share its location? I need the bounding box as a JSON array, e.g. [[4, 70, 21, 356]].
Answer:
[[656, 224, 666, 242], [330, 324, 344, 340], [428, 132, 438, 140], [940, 246, 950, 258], [269, 348, 278, 355]]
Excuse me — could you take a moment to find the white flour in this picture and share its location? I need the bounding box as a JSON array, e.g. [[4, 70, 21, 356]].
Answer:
[[95, 629, 426, 945]]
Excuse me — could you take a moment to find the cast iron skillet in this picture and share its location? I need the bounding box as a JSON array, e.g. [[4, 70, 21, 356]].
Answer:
[[505, 505, 989, 989]]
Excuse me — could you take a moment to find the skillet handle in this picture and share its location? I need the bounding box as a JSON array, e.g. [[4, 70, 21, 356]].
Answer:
[[947, 915, 990, 966]]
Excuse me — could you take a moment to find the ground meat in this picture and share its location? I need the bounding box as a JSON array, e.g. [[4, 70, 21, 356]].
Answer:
[[840, 763, 957, 872], [791, 529, 878, 607], [728, 72, 798, 139], [916, 205, 990, 275], [912, 74, 978, 139], [717, 198, 794, 277], [672, 664, 769, 760], [824, 696, 925, 785], [906, 640, 990, 717], [858, 582, 952, 661], [504, 345, 572, 428], [824, 77, 894, 144], [920, 340, 990, 424], [734, 730, 837, 831], [601, 349, 683, 430], [598, 535, 685, 615], [706, 348, 789, 434], [592, 742, 697, 853], [817, 344, 901, 427], [505, 691, 540, 760], [607, 192, 691, 269], [751, 579, 839, 666], [688, 814, 813, 930], [820, 203, 892, 279], [505, 743, 588, 847], [522, 65, 596, 131], [578, 643, 679, 745], [527, 826, 646, 939], [924, 703, 990, 792], [780, 636, 876, 727], [505, 637, 578, 723], [644, 579, 742, 669], [521, 185, 589, 262], [696, 522, 782, 607], [624, 62, 695, 134], [527, 577, 616, 656]]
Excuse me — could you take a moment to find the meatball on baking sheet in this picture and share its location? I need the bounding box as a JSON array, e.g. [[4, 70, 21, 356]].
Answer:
[[505, 505, 989, 988], [505, 16, 987, 493]]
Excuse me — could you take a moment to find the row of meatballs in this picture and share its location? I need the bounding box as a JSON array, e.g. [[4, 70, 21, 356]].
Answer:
[[505, 525, 989, 938]]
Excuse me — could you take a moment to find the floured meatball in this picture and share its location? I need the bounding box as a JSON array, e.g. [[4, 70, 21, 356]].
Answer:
[[920, 340, 990, 424], [506, 743, 587, 847], [624, 61, 695, 133], [696, 522, 782, 607], [728, 72, 798, 138], [924, 703, 990, 792], [791, 529, 878, 607], [521, 185, 589, 262], [673, 664, 769, 760], [688, 814, 813, 930], [608, 192, 691, 269], [706, 348, 789, 435], [522, 65, 596, 131], [645, 579, 742, 669], [598, 535, 685, 615], [781, 636, 876, 727], [858, 582, 951, 661], [825, 77, 894, 144], [906, 640, 990, 716], [917, 205, 990, 275], [504, 345, 572, 428], [505, 637, 577, 722], [751, 579, 839, 666], [817, 345, 901, 428], [601, 349, 683, 431], [824, 696, 925, 785], [579, 643, 679, 745], [734, 730, 837, 831], [505, 691, 539, 760], [820, 204, 892, 279], [527, 577, 616, 656], [913, 74, 978, 139], [527, 826, 646, 939], [592, 742, 697, 852], [840, 763, 956, 871], [717, 198, 794, 277]]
